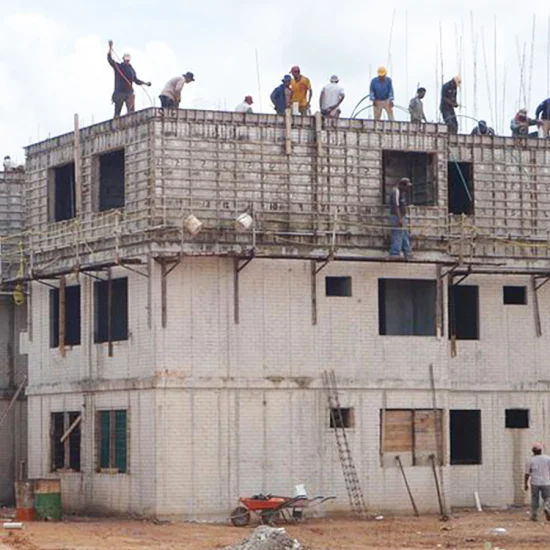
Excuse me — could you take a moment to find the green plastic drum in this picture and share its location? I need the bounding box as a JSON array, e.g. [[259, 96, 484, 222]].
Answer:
[[34, 479, 62, 521]]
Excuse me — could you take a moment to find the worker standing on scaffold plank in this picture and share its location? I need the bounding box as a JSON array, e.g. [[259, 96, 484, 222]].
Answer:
[[107, 40, 151, 118], [440, 76, 461, 134]]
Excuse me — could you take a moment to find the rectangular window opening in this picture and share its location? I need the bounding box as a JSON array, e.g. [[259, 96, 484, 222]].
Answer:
[[503, 286, 527, 305], [505, 408, 529, 429], [50, 163, 76, 222], [449, 285, 479, 340], [450, 409, 482, 465], [448, 161, 474, 215], [381, 409, 444, 467], [325, 276, 352, 297], [329, 407, 354, 428], [50, 285, 81, 348], [97, 410, 127, 473], [50, 411, 81, 472], [99, 149, 125, 211], [94, 277, 128, 343], [379, 279, 437, 336], [383, 151, 436, 207]]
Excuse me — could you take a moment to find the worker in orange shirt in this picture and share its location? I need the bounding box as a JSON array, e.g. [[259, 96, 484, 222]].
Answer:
[[289, 66, 312, 115]]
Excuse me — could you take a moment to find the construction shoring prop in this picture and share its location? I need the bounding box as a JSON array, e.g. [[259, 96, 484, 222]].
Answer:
[[0, 375, 28, 431], [430, 454, 449, 521], [395, 455, 420, 517]]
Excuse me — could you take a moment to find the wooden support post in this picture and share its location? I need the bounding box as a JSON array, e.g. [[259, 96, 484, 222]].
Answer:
[[380, 390, 387, 466], [0, 376, 27, 431], [107, 268, 113, 358], [59, 275, 66, 357], [532, 275, 543, 337], [436, 264, 444, 338], [234, 258, 240, 324], [74, 114, 82, 215], [311, 260, 317, 326], [60, 414, 81, 444], [161, 260, 168, 329], [285, 108, 292, 155]]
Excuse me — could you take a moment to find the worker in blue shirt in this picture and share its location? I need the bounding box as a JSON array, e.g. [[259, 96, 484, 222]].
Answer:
[[369, 67, 395, 121], [535, 97, 550, 137], [270, 75, 293, 115]]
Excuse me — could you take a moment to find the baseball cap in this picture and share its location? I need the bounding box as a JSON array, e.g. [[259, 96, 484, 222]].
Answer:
[[122, 53, 131, 61], [183, 71, 195, 81], [399, 177, 412, 186], [290, 65, 300, 73], [377, 66, 387, 76], [245, 95, 253, 103], [282, 74, 292, 82], [533, 442, 543, 451]]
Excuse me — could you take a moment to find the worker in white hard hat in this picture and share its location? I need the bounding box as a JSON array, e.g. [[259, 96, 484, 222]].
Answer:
[[440, 75, 461, 133], [369, 66, 394, 121], [525, 443, 550, 521], [107, 39, 151, 118], [320, 75, 345, 118]]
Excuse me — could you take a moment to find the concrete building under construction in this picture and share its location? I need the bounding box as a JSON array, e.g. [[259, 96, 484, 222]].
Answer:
[[10, 107, 550, 518]]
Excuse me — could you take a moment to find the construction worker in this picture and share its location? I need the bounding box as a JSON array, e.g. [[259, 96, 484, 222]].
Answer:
[[409, 87, 427, 123], [235, 96, 254, 113], [470, 120, 495, 136], [369, 67, 394, 121], [388, 177, 413, 260], [535, 97, 550, 137], [289, 66, 312, 115], [524, 443, 550, 522], [511, 109, 541, 137], [320, 75, 345, 118], [158, 72, 195, 109], [107, 40, 151, 118], [440, 76, 461, 134], [270, 75, 293, 115]]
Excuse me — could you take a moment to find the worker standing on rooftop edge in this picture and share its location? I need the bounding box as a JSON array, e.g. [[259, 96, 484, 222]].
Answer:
[[370, 67, 394, 121], [290, 66, 312, 115], [525, 443, 550, 522], [440, 76, 461, 134], [271, 75, 293, 115], [235, 96, 254, 113], [535, 96, 550, 137], [320, 75, 345, 118], [409, 87, 427, 123], [388, 177, 413, 260], [158, 72, 195, 109], [107, 40, 151, 118]]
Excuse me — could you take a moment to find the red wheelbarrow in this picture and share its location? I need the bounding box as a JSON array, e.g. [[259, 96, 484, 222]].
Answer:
[[230, 493, 335, 526]]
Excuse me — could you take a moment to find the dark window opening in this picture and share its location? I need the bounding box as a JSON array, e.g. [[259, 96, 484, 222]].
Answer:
[[448, 162, 474, 215], [50, 411, 81, 472], [449, 285, 479, 340], [379, 279, 436, 336], [503, 286, 527, 305], [99, 149, 125, 211], [506, 409, 529, 429], [325, 276, 352, 297], [50, 285, 81, 347], [51, 163, 76, 222], [97, 410, 127, 473], [450, 409, 482, 465], [94, 278, 128, 343], [330, 407, 354, 428], [383, 151, 436, 207]]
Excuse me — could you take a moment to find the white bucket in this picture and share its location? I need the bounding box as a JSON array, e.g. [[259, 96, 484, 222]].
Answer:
[[293, 484, 307, 498], [183, 214, 203, 236], [236, 212, 254, 230], [292, 102, 300, 116]]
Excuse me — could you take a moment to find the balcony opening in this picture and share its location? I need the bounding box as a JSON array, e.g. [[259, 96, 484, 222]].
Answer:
[[383, 151, 437, 207], [94, 277, 128, 343], [448, 161, 474, 215], [99, 149, 125, 211], [50, 285, 81, 347], [449, 285, 479, 340], [50, 163, 76, 222]]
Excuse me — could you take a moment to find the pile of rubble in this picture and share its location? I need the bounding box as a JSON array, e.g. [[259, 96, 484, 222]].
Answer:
[[221, 525, 304, 550]]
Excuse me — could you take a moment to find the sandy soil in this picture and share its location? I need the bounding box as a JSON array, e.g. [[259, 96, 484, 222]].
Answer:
[[1, 509, 549, 550]]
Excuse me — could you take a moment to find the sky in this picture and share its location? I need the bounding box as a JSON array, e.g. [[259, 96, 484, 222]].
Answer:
[[2, 0, 550, 160]]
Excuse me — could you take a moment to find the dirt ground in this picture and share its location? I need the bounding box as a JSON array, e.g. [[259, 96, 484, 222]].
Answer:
[[1, 509, 549, 550]]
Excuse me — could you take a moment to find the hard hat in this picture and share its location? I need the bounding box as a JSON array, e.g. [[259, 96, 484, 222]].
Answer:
[[453, 75, 462, 86], [290, 65, 300, 73], [399, 177, 412, 186], [330, 75, 339, 83], [377, 66, 387, 76], [533, 442, 543, 451]]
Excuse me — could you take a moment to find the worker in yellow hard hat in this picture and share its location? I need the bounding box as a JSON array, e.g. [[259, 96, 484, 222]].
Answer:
[[440, 75, 461, 133], [369, 66, 394, 121]]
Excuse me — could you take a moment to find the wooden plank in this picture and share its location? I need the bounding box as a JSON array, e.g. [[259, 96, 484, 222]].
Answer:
[[383, 410, 413, 452], [58, 275, 66, 357], [60, 414, 81, 444]]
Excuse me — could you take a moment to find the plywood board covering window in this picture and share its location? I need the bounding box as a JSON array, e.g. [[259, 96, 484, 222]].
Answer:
[[381, 409, 443, 466]]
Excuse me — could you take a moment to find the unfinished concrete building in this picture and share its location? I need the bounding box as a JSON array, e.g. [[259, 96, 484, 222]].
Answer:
[[0, 169, 28, 506], [19, 108, 550, 518]]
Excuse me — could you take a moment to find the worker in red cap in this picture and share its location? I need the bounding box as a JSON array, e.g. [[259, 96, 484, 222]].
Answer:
[[235, 96, 254, 114], [289, 66, 312, 115], [525, 443, 550, 521]]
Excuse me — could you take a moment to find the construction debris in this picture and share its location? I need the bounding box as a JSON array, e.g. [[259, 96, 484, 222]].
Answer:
[[221, 526, 303, 550]]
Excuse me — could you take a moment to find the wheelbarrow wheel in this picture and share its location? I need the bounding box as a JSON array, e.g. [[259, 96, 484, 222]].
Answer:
[[230, 506, 250, 527]]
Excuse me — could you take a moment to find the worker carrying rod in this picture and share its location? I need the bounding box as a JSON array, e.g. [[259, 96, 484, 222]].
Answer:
[[107, 40, 151, 118]]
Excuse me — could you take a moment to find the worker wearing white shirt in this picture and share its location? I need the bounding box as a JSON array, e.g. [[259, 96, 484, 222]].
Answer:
[[235, 96, 254, 113], [320, 75, 345, 118], [159, 71, 195, 109]]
